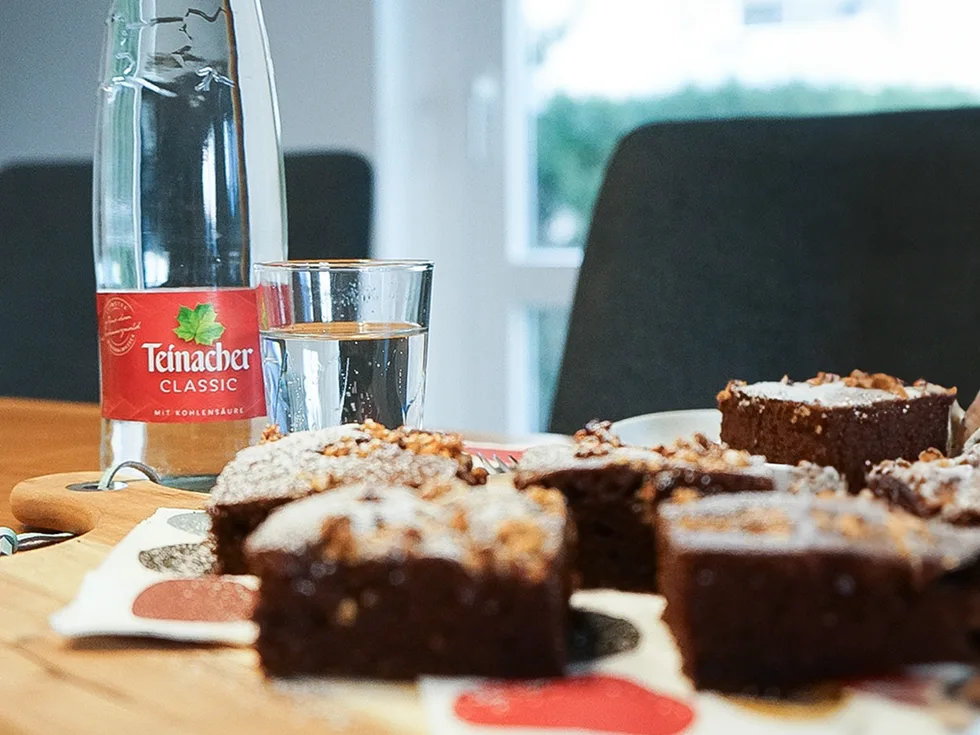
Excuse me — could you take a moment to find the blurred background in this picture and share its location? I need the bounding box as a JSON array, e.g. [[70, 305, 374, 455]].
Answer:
[[3, 0, 980, 434]]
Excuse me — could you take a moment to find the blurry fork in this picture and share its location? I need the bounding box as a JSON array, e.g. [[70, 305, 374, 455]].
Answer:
[[483, 454, 518, 474], [0, 528, 74, 556]]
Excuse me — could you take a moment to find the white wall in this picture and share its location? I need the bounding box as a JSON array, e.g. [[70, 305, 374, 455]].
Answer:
[[265, 1, 375, 157], [0, 1, 375, 167]]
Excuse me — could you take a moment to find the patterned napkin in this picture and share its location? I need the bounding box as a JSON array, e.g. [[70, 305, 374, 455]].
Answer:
[[50, 507, 257, 645], [49, 509, 980, 734], [421, 591, 980, 735]]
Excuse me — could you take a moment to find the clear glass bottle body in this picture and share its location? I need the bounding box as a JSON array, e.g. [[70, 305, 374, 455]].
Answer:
[[94, 0, 286, 490]]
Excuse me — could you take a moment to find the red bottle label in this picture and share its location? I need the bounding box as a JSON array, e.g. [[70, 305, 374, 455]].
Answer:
[[97, 289, 266, 423]]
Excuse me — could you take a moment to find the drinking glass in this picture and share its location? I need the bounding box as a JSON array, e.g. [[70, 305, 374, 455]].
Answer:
[[255, 260, 434, 432]]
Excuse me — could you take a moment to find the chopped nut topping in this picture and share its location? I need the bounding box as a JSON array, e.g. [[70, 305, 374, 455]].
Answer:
[[494, 519, 550, 581], [456, 459, 489, 486], [836, 513, 867, 540], [419, 482, 456, 501], [402, 527, 423, 551], [669, 487, 702, 504], [321, 517, 357, 562], [802, 370, 911, 398], [449, 509, 469, 533], [649, 433, 755, 472], [260, 424, 284, 443], [914, 378, 957, 396], [522, 486, 566, 515], [321, 420, 466, 459], [573, 419, 623, 457], [869, 453, 980, 525], [842, 370, 909, 399], [497, 519, 547, 554], [677, 507, 792, 537], [317, 421, 487, 486], [918, 448, 946, 462], [716, 380, 744, 402], [806, 371, 842, 386], [884, 509, 932, 557], [942, 553, 962, 571], [310, 471, 330, 493], [320, 436, 358, 458], [788, 462, 847, 496], [811, 504, 932, 556]]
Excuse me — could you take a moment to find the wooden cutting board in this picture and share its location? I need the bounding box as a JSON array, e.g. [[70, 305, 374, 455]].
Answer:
[[1, 472, 428, 735]]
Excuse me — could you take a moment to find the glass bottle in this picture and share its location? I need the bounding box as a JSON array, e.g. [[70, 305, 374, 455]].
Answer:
[[93, 0, 287, 490]]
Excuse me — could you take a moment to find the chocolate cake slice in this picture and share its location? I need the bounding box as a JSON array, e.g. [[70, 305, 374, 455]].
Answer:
[[718, 371, 957, 489], [207, 421, 487, 574], [245, 483, 569, 679], [513, 421, 775, 592], [658, 492, 980, 694], [867, 450, 980, 525]]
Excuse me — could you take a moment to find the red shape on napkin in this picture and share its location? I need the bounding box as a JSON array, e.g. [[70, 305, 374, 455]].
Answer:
[[132, 578, 256, 622], [463, 444, 525, 462], [454, 674, 694, 735]]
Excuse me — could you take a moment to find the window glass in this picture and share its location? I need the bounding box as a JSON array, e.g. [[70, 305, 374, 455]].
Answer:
[[525, 0, 980, 251]]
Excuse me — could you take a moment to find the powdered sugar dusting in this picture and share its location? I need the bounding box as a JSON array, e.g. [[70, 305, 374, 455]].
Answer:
[[870, 455, 980, 525], [460, 488, 566, 555], [736, 381, 930, 407], [246, 484, 452, 556], [660, 492, 980, 568], [208, 425, 469, 506], [517, 443, 667, 475], [786, 462, 849, 495], [516, 436, 770, 483], [245, 483, 566, 575]]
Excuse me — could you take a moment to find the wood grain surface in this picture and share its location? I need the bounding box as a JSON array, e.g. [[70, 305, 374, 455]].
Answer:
[[0, 399, 101, 530]]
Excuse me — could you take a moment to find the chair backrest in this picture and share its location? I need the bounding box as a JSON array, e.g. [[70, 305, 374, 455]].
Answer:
[[0, 151, 373, 402], [0, 161, 98, 402], [549, 108, 980, 434], [284, 151, 373, 261]]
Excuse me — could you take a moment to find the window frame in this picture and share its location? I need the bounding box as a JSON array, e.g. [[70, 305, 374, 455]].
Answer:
[[374, 0, 579, 435]]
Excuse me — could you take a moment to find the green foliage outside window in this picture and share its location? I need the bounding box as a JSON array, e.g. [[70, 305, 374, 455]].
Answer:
[[535, 83, 980, 248]]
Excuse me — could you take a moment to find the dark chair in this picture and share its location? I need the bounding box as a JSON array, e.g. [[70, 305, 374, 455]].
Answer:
[[284, 151, 373, 261], [549, 108, 980, 434], [0, 151, 372, 402], [0, 162, 98, 403]]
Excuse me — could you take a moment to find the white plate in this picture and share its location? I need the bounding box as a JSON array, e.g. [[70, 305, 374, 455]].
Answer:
[[612, 408, 721, 447], [612, 408, 812, 492]]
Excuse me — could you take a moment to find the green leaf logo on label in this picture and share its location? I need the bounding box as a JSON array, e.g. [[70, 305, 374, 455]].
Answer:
[[173, 303, 226, 346]]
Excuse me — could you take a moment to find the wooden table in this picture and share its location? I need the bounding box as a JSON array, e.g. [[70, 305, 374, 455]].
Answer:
[[0, 398, 101, 530]]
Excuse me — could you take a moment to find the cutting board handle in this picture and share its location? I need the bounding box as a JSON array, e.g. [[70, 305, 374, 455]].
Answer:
[[10, 472, 206, 538]]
